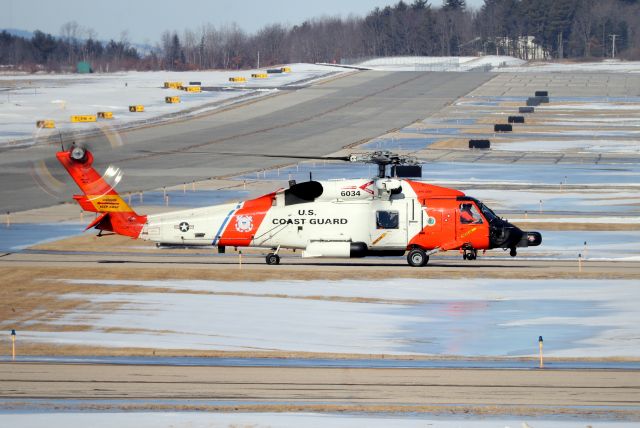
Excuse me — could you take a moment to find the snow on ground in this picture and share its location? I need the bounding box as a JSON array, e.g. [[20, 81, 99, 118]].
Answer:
[[1, 412, 626, 428], [351, 56, 640, 73], [540, 118, 640, 125], [469, 188, 640, 214], [0, 222, 84, 252], [540, 103, 640, 111], [529, 230, 640, 259], [19, 278, 640, 358], [498, 59, 640, 73], [511, 216, 640, 224], [0, 63, 345, 145], [354, 55, 525, 71], [492, 139, 640, 154]]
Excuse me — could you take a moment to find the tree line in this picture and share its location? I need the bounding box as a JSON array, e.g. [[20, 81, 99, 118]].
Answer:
[[1, 0, 639, 73]]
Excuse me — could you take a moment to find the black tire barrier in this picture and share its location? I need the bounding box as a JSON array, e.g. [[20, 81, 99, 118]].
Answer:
[[527, 97, 541, 106], [537, 96, 549, 103], [469, 139, 491, 149], [267, 69, 284, 74], [189, 81, 201, 85], [508, 116, 525, 124], [519, 106, 535, 113], [535, 91, 548, 97], [494, 124, 513, 132]]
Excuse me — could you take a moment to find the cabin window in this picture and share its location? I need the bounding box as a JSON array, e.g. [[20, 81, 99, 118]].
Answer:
[[459, 203, 483, 224], [376, 210, 399, 229]]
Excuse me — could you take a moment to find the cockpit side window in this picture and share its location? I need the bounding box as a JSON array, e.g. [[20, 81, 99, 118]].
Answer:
[[459, 203, 483, 224], [376, 210, 399, 229]]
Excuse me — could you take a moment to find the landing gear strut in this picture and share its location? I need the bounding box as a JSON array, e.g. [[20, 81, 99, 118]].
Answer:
[[407, 248, 429, 267]]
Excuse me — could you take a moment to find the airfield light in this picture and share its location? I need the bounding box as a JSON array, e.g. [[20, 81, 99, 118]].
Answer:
[[538, 336, 544, 368], [578, 253, 583, 273], [10, 330, 16, 361]]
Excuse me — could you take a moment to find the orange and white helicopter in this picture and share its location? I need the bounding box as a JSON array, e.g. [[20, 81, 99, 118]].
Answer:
[[57, 146, 541, 266]]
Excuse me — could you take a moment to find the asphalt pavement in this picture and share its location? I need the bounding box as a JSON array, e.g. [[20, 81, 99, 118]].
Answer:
[[0, 71, 492, 212]]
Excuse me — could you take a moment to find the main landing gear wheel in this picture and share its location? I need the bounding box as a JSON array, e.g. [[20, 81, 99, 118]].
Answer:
[[407, 248, 429, 267], [509, 248, 517, 257], [463, 249, 477, 261], [265, 253, 280, 265]]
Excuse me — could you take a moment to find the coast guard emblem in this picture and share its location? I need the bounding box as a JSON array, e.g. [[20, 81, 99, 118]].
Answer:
[[235, 215, 253, 232]]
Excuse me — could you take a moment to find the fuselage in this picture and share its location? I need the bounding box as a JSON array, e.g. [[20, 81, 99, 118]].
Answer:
[[56, 147, 541, 266], [140, 177, 541, 258]]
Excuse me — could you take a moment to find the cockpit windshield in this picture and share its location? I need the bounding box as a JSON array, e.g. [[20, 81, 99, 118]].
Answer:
[[457, 196, 501, 223], [475, 200, 499, 222]]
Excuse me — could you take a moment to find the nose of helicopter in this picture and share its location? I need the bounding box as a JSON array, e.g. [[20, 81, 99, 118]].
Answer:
[[489, 220, 542, 253]]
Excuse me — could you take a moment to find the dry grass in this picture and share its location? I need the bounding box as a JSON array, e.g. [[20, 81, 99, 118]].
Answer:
[[428, 138, 467, 150]]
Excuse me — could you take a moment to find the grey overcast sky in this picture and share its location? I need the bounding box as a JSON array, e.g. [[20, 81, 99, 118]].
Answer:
[[1, 0, 484, 45]]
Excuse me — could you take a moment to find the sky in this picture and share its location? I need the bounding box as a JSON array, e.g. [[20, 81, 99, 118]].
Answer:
[[1, 0, 485, 45]]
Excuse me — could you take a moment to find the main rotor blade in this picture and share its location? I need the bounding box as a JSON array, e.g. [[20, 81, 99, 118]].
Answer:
[[135, 149, 351, 162], [219, 152, 352, 162]]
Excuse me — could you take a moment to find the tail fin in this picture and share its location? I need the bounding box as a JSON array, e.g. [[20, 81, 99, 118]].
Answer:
[[57, 146, 146, 238]]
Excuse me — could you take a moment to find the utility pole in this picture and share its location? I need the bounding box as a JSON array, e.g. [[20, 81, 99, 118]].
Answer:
[[257, 51, 260, 69], [557, 32, 563, 59], [609, 34, 619, 58]]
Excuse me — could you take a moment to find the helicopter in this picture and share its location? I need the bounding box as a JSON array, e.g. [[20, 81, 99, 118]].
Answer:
[[56, 145, 541, 266]]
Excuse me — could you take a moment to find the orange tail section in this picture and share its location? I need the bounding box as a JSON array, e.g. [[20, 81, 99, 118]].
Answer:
[[57, 147, 146, 238]]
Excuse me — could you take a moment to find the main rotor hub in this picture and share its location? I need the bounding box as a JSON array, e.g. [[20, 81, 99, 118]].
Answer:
[[348, 151, 418, 177]]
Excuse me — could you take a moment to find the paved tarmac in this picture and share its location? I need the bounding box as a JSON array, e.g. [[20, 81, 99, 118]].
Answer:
[[0, 71, 492, 212], [1, 250, 638, 279], [1, 363, 638, 411]]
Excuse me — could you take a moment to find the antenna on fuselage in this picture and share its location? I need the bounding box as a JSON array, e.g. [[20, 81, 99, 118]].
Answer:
[[309, 171, 313, 181], [57, 130, 64, 151]]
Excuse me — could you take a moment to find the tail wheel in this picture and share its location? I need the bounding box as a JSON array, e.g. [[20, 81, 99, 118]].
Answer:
[[407, 248, 429, 267], [266, 253, 280, 265]]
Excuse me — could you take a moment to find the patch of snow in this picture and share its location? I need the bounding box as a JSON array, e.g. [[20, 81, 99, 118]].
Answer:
[[540, 103, 640, 110], [17, 278, 640, 358], [498, 60, 640, 73], [469, 188, 640, 213], [0, 413, 623, 428], [353, 55, 525, 71], [492, 139, 640, 154], [510, 216, 640, 224], [0, 64, 346, 146]]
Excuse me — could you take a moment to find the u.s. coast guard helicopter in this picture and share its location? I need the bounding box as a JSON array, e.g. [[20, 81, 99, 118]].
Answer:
[[57, 146, 541, 266]]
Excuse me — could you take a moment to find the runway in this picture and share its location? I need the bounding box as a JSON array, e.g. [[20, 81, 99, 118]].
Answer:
[[0, 71, 492, 212], [1, 363, 639, 414], [2, 250, 638, 279]]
